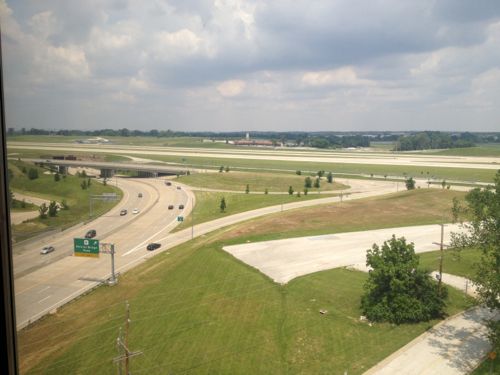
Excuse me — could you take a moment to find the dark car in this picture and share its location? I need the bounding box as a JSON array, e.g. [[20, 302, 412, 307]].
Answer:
[[146, 243, 161, 251], [165, 181, 172, 186], [179, 204, 184, 209], [168, 205, 174, 210], [85, 229, 96, 238], [120, 209, 127, 216], [176, 186, 181, 190], [138, 193, 143, 198]]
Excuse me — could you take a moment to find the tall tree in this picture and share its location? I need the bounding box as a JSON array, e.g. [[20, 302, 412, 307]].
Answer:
[[220, 197, 226, 212], [451, 171, 500, 352]]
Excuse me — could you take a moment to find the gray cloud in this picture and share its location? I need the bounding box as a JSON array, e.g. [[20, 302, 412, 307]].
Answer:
[[1, 0, 500, 131]]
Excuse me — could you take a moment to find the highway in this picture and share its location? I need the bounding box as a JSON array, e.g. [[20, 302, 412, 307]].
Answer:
[[14, 177, 194, 328]]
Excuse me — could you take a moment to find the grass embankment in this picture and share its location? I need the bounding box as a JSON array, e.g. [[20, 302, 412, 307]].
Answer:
[[174, 190, 336, 232], [430, 144, 500, 157], [215, 189, 466, 243], [19, 189, 473, 374], [19, 238, 472, 375], [177, 171, 347, 192], [8, 161, 121, 242]]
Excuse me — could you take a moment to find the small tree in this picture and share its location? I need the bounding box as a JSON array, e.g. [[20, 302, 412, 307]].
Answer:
[[361, 236, 447, 324], [81, 180, 87, 190], [225, 166, 230, 173], [303, 188, 308, 195], [54, 173, 60, 182], [220, 197, 226, 212], [245, 184, 250, 194], [264, 188, 268, 195], [304, 177, 312, 188], [318, 170, 325, 178], [405, 177, 415, 190], [103, 178, 107, 186], [39, 203, 48, 219], [48, 201, 58, 217], [81, 170, 87, 178], [441, 180, 446, 189], [288, 186, 294, 195], [61, 199, 69, 210], [87, 178, 91, 187], [219, 166, 224, 173], [314, 177, 320, 189], [296, 170, 302, 175], [296, 191, 301, 197], [28, 168, 39, 180], [327, 172, 333, 183], [21, 199, 26, 208]]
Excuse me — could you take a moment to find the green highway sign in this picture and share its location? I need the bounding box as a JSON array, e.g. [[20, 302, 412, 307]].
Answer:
[[74, 238, 100, 258], [177, 216, 184, 222]]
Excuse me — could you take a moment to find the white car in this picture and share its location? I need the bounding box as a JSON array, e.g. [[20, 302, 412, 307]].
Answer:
[[40, 246, 55, 254], [132, 208, 139, 214]]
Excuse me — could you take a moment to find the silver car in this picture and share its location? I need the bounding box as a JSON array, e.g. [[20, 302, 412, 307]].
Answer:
[[40, 246, 55, 255]]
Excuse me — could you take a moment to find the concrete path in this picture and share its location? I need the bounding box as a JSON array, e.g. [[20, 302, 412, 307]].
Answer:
[[10, 211, 39, 225], [223, 224, 464, 284], [12, 192, 49, 207], [364, 307, 498, 375]]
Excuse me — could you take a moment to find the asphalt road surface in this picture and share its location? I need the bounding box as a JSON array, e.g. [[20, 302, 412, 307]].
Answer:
[[14, 177, 193, 328]]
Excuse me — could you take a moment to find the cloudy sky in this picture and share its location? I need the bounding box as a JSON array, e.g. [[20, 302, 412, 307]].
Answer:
[[1, 0, 500, 132]]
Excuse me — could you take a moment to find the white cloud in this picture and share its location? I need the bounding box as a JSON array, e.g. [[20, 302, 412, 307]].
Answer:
[[302, 67, 374, 87], [216, 79, 246, 97]]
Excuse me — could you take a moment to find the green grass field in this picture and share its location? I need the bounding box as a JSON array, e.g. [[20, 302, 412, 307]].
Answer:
[[177, 171, 347, 192], [8, 160, 121, 242], [471, 356, 498, 374], [430, 144, 500, 157], [10, 199, 37, 212], [174, 190, 334, 232], [419, 247, 481, 280], [19, 233, 472, 375], [213, 189, 466, 243]]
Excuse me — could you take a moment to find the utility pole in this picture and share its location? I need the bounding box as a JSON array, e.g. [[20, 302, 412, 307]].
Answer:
[[113, 302, 142, 375], [432, 224, 446, 295]]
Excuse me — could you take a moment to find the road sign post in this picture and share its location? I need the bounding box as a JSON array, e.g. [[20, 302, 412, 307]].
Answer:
[[101, 243, 117, 285], [74, 238, 100, 257]]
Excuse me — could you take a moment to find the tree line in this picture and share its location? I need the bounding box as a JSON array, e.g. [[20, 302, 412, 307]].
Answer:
[[394, 131, 478, 151]]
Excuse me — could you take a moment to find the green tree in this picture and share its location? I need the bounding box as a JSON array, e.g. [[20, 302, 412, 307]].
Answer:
[[225, 166, 230, 173], [39, 203, 48, 219], [288, 186, 294, 195], [28, 168, 39, 180], [303, 188, 308, 195], [219, 166, 224, 173], [313, 177, 320, 189], [220, 197, 226, 212], [361, 236, 447, 324], [405, 177, 415, 190], [327, 172, 333, 183], [54, 172, 60, 182], [245, 184, 250, 194], [451, 171, 500, 352], [48, 201, 58, 217], [318, 170, 325, 178], [87, 178, 91, 187], [296, 170, 301, 175], [81, 180, 87, 190], [304, 177, 312, 188], [264, 188, 268, 195]]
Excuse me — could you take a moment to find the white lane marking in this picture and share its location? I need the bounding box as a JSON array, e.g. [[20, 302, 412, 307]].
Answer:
[[38, 286, 51, 294], [38, 295, 51, 304]]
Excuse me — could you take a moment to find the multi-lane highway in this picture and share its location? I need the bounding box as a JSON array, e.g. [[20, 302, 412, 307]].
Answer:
[[14, 177, 194, 328]]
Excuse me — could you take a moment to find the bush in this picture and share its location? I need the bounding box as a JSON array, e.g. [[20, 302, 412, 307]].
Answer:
[[28, 168, 39, 180], [405, 177, 415, 190], [361, 236, 447, 324]]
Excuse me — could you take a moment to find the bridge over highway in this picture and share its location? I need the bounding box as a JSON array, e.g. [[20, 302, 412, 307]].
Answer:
[[26, 158, 190, 177]]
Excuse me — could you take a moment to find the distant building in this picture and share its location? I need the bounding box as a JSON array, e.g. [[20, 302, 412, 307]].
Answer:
[[75, 137, 110, 144], [234, 139, 274, 147]]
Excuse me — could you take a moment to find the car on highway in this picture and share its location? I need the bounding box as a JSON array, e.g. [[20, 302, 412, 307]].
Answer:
[[179, 204, 184, 209], [146, 243, 161, 251], [138, 193, 143, 198], [85, 229, 96, 238], [176, 186, 181, 190], [165, 181, 172, 186], [168, 205, 174, 210], [40, 246, 55, 255], [120, 209, 127, 216], [132, 208, 139, 214]]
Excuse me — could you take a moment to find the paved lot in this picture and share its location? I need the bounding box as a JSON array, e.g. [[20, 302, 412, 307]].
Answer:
[[223, 224, 464, 284]]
